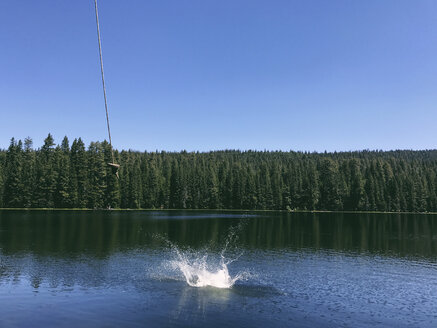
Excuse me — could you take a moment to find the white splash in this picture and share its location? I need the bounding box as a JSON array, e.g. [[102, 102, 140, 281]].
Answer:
[[155, 220, 249, 289], [170, 250, 243, 288]]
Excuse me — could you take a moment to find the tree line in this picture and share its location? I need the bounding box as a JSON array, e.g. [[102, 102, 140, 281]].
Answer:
[[0, 134, 436, 212]]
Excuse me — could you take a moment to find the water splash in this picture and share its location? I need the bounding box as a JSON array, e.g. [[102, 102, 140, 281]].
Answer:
[[170, 250, 243, 288], [155, 220, 249, 289]]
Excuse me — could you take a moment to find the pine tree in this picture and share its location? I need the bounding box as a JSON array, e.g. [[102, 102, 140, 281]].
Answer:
[[231, 163, 243, 209], [243, 166, 257, 209], [364, 167, 376, 211], [127, 156, 142, 208], [318, 158, 341, 210], [54, 137, 72, 208], [34, 134, 57, 207], [260, 163, 273, 209], [347, 159, 364, 210], [3, 138, 24, 207], [0, 161, 3, 208], [22, 137, 36, 207], [143, 156, 160, 208], [71, 138, 88, 208], [207, 165, 220, 209], [169, 161, 181, 208], [1, 134, 437, 212], [87, 142, 107, 208], [102, 141, 120, 208]]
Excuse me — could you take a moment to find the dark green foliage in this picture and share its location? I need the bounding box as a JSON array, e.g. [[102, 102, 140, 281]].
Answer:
[[86, 142, 107, 208], [103, 141, 120, 208], [0, 154, 4, 207], [22, 137, 36, 207], [3, 138, 24, 207], [1, 135, 437, 212], [318, 158, 342, 211], [70, 138, 87, 208], [34, 134, 57, 207], [54, 137, 72, 208], [0, 165, 3, 207]]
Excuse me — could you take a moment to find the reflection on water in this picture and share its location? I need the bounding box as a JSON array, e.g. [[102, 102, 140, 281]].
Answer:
[[171, 286, 232, 322], [1, 210, 437, 327], [0, 210, 436, 257]]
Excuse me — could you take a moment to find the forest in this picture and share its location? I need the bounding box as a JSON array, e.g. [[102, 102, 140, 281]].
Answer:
[[0, 134, 436, 212]]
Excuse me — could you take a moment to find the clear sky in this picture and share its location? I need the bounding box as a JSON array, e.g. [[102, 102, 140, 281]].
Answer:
[[1, 0, 436, 152]]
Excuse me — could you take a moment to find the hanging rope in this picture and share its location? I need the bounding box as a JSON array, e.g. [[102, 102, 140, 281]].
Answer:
[[94, 0, 118, 175]]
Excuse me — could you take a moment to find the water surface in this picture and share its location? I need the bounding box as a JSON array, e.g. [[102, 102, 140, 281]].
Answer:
[[0, 210, 436, 327]]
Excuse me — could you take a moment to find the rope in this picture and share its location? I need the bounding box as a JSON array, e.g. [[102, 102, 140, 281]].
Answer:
[[94, 0, 116, 165]]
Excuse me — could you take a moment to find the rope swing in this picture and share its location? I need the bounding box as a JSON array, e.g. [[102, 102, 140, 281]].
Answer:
[[94, 0, 120, 178]]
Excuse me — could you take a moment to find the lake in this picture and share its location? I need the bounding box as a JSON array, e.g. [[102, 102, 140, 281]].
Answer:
[[0, 210, 436, 327]]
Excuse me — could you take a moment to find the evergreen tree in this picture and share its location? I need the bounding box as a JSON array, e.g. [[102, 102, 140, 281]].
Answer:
[[143, 156, 160, 208], [54, 137, 72, 208], [318, 158, 341, 210], [207, 165, 220, 209], [22, 137, 36, 207], [127, 156, 142, 208], [169, 161, 181, 208], [347, 159, 364, 210], [0, 161, 3, 208], [87, 142, 107, 208], [1, 133, 437, 212], [103, 141, 120, 208], [3, 138, 24, 207], [70, 138, 87, 208], [34, 134, 57, 207]]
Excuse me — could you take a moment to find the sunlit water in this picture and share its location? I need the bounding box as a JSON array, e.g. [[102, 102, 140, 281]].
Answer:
[[1, 210, 437, 327]]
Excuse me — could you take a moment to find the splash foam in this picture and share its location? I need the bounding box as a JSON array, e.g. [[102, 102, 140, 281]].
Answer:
[[170, 250, 243, 288], [154, 219, 249, 288]]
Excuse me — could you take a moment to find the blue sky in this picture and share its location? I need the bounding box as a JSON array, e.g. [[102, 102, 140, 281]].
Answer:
[[1, 0, 436, 152]]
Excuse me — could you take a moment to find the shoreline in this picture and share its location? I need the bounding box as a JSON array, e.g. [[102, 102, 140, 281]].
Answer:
[[0, 208, 436, 215]]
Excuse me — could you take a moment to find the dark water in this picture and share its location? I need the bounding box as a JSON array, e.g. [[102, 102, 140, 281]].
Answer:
[[0, 210, 436, 327]]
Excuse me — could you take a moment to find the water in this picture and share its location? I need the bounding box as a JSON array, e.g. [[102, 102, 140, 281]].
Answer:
[[0, 210, 436, 327], [166, 241, 245, 288]]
